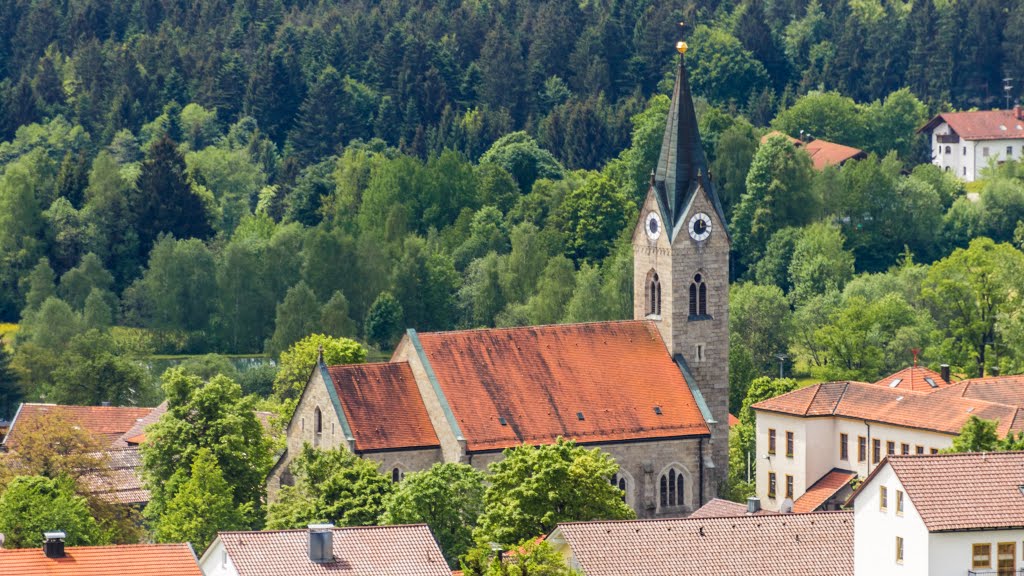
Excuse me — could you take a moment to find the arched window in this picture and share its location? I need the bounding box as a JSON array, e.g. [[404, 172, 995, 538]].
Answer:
[[314, 407, 323, 434], [645, 270, 661, 316], [689, 274, 707, 317], [659, 466, 687, 509], [945, 145, 951, 154], [392, 467, 404, 483], [610, 474, 627, 502]]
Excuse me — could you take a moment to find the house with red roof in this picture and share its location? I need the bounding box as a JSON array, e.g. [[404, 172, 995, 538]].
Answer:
[[199, 524, 451, 576], [850, 452, 1024, 576], [750, 365, 1024, 513], [919, 107, 1024, 181], [760, 131, 866, 171], [0, 534, 201, 576], [271, 39, 732, 520]]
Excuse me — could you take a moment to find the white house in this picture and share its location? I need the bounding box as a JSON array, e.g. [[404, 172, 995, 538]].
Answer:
[[199, 524, 451, 576], [919, 107, 1024, 181], [750, 367, 1024, 512], [851, 452, 1024, 576]]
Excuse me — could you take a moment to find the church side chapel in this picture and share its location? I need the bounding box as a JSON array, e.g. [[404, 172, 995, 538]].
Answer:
[[270, 36, 731, 520]]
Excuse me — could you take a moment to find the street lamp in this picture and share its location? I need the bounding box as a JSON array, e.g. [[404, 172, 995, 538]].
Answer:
[[776, 354, 788, 379]]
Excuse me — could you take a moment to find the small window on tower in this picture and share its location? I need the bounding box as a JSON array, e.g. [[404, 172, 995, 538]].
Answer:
[[689, 274, 708, 318], [646, 270, 661, 317], [695, 344, 706, 362]]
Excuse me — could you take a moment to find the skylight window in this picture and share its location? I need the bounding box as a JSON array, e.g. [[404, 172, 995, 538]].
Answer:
[[498, 417, 507, 426], [577, 411, 585, 421], [889, 379, 902, 388], [925, 377, 937, 388], [654, 406, 663, 415]]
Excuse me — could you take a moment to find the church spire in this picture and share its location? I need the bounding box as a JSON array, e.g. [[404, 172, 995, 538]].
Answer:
[[652, 23, 728, 240]]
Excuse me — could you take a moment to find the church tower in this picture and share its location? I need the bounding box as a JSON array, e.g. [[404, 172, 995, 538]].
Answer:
[[632, 35, 730, 493]]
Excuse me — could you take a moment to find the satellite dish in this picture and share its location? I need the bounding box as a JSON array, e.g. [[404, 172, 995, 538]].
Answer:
[[780, 498, 794, 514]]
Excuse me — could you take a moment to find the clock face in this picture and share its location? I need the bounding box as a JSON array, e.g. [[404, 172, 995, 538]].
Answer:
[[645, 211, 662, 240], [689, 212, 712, 241]]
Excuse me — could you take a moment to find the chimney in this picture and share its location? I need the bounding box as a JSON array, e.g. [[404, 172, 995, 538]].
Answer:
[[308, 524, 334, 563], [100, 401, 111, 407], [746, 496, 761, 514], [1015, 104, 1023, 121], [43, 532, 65, 559], [940, 364, 951, 384]]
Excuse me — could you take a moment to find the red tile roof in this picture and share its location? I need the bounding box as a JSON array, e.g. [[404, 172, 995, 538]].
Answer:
[[0, 543, 201, 575], [853, 452, 1024, 532], [752, 381, 1024, 436], [802, 139, 866, 170], [414, 321, 710, 452], [932, 374, 1024, 406], [920, 110, 1024, 141], [689, 498, 777, 518], [728, 413, 740, 427], [82, 447, 149, 505], [792, 469, 855, 513], [115, 402, 167, 447], [326, 362, 440, 452], [551, 511, 853, 576], [3, 403, 155, 449], [213, 525, 451, 576], [869, 366, 950, 393]]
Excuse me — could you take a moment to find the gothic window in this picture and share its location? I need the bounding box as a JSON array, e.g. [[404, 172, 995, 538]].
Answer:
[[658, 467, 686, 508], [610, 474, 627, 502], [646, 270, 661, 316], [392, 467, 405, 483], [314, 407, 322, 434], [945, 145, 951, 154], [689, 274, 707, 317]]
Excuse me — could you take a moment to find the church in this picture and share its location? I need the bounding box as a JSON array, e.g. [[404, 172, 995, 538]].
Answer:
[[269, 41, 731, 519]]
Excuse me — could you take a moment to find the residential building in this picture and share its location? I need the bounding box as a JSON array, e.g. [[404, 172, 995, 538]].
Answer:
[[547, 510, 853, 575], [271, 39, 731, 519], [0, 534, 201, 575], [919, 107, 1024, 181], [851, 452, 1024, 576], [199, 524, 450, 576], [750, 372, 1024, 512], [760, 131, 867, 170], [1, 403, 155, 450]]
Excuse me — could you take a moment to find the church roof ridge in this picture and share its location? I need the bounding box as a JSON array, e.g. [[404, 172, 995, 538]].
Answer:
[[412, 319, 656, 337]]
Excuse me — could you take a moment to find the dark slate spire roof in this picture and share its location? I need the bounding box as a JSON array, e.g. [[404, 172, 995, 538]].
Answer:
[[652, 48, 729, 241]]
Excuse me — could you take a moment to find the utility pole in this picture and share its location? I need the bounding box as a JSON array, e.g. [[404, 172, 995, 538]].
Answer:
[[776, 353, 788, 379]]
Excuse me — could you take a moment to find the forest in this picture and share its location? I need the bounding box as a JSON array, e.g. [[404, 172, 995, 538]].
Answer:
[[3, 0, 1024, 423]]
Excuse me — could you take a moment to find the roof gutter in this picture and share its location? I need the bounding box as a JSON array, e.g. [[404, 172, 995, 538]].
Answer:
[[406, 329, 464, 442], [319, 360, 356, 447], [674, 354, 716, 425]]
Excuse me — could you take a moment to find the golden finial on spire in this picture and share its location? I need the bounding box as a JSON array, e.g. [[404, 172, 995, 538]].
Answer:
[[676, 21, 688, 54]]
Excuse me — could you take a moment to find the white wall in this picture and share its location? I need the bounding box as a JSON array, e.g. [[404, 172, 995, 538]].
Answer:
[[854, 464, 930, 576], [929, 529, 1024, 576], [755, 411, 954, 511], [198, 539, 238, 576], [931, 121, 1024, 182]]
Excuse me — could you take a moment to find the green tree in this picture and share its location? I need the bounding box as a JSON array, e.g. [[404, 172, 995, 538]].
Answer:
[[562, 263, 609, 323], [557, 173, 630, 264], [272, 334, 366, 403], [176, 354, 241, 383], [266, 444, 393, 529], [265, 282, 322, 358], [502, 256, 576, 326], [686, 25, 770, 107], [461, 539, 576, 576], [475, 438, 634, 546], [130, 236, 218, 333], [788, 223, 855, 306], [50, 329, 152, 406], [365, 292, 404, 350], [730, 283, 792, 376], [142, 370, 273, 528], [945, 416, 999, 453], [320, 291, 357, 339], [0, 475, 103, 548], [153, 448, 247, 551], [382, 463, 486, 567], [772, 91, 867, 149], [0, 342, 18, 419], [58, 252, 114, 310], [479, 132, 563, 194], [712, 122, 758, 219], [732, 135, 817, 274], [21, 257, 56, 312], [185, 145, 267, 234], [740, 377, 798, 426]]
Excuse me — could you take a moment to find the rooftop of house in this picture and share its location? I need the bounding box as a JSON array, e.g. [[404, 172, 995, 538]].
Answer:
[[207, 524, 451, 576], [868, 366, 951, 393], [920, 109, 1024, 141], [0, 543, 201, 576], [325, 361, 440, 452], [852, 452, 1024, 532], [751, 380, 1024, 437], [932, 374, 1024, 406], [759, 131, 865, 170], [792, 468, 856, 513], [406, 320, 710, 452], [80, 447, 149, 506], [689, 498, 777, 518], [2, 403, 156, 449], [549, 511, 853, 576]]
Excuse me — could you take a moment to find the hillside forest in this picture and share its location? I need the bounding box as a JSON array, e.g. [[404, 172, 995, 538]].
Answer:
[[3, 0, 1024, 424]]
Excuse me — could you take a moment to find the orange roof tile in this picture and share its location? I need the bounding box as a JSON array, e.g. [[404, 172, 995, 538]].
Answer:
[[4, 404, 155, 449], [115, 402, 167, 447], [552, 511, 853, 576], [869, 366, 950, 393], [689, 498, 777, 518], [0, 543, 201, 575], [852, 452, 1024, 532], [921, 110, 1024, 141], [414, 321, 710, 452], [932, 374, 1024, 406], [728, 413, 740, 427], [327, 362, 439, 452], [792, 469, 855, 513], [753, 381, 1023, 436], [213, 525, 451, 576], [802, 139, 866, 170]]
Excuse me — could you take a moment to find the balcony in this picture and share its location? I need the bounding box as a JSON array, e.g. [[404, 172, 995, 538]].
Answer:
[[937, 134, 960, 144]]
